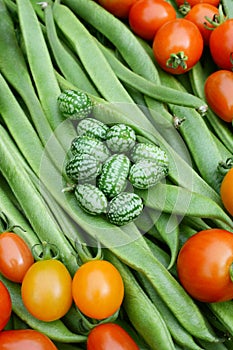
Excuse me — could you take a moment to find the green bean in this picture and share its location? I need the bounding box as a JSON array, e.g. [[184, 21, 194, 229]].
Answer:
[[104, 250, 176, 350], [16, 0, 76, 148], [208, 302, 233, 337], [222, 0, 233, 18], [43, 2, 99, 96], [0, 275, 87, 343]]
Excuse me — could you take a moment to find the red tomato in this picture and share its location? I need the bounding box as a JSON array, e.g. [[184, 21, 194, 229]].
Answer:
[[72, 260, 124, 319], [209, 19, 233, 70], [185, 3, 219, 45], [220, 167, 233, 216], [97, 0, 138, 18], [0, 232, 34, 283], [128, 0, 177, 41], [177, 229, 233, 302], [176, 0, 220, 8], [204, 70, 233, 123], [0, 281, 12, 331], [87, 323, 139, 350], [21, 259, 73, 322], [152, 18, 204, 74], [0, 329, 58, 350]]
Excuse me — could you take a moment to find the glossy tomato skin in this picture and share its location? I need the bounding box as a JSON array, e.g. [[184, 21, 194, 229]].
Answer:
[[152, 18, 203, 74], [176, 0, 220, 8], [185, 3, 219, 45], [21, 259, 73, 322], [87, 323, 139, 350], [220, 168, 233, 216], [128, 0, 177, 41], [72, 260, 124, 320], [204, 70, 233, 123], [177, 229, 233, 302], [0, 329, 58, 350], [209, 19, 233, 70], [0, 281, 12, 331], [0, 232, 34, 283], [97, 0, 138, 18]]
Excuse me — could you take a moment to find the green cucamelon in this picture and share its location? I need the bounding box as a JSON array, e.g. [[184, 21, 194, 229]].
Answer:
[[107, 192, 143, 226], [97, 154, 130, 198], [65, 153, 102, 182], [129, 159, 168, 189], [106, 123, 136, 153], [77, 117, 109, 140], [75, 184, 108, 215], [130, 142, 169, 169], [57, 89, 93, 119], [70, 135, 111, 163]]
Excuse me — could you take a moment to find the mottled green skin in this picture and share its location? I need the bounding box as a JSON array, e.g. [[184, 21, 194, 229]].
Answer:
[[107, 192, 143, 226], [57, 89, 93, 119], [129, 159, 167, 189], [77, 118, 109, 140], [75, 184, 108, 215], [70, 135, 111, 163], [65, 153, 102, 182], [97, 154, 130, 198], [106, 123, 136, 153], [130, 142, 169, 169]]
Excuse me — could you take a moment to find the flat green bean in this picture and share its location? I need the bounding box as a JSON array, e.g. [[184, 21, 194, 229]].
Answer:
[[209, 302, 233, 338]]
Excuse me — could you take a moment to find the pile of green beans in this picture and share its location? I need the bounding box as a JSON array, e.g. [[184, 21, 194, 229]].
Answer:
[[0, 0, 233, 348]]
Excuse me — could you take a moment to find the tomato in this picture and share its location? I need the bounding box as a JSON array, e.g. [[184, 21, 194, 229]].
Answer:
[[185, 3, 219, 45], [220, 167, 233, 217], [152, 18, 204, 74], [204, 70, 233, 123], [72, 260, 124, 319], [209, 19, 233, 70], [128, 0, 177, 41], [176, 0, 220, 8], [0, 232, 34, 283], [0, 329, 58, 350], [21, 259, 72, 322], [96, 0, 138, 18], [87, 323, 139, 350], [177, 228, 233, 303], [0, 281, 12, 331]]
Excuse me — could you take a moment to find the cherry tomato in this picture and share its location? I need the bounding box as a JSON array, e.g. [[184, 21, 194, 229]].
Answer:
[[209, 19, 233, 70], [220, 167, 233, 217], [185, 3, 219, 45], [176, 0, 220, 8], [0, 329, 58, 350], [21, 259, 73, 322], [152, 18, 204, 74], [87, 323, 139, 350], [128, 0, 177, 41], [204, 70, 233, 123], [96, 0, 138, 18], [0, 232, 34, 283], [177, 228, 233, 302], [72, 260, 124, 319], [0, 280, 12, 331]]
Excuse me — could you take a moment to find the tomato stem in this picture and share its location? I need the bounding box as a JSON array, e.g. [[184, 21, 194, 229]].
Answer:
[[75, 239, 103, 265], [166, 51, 188, 70], [178, 1, 191, 15], [31, 241, 60, 261]]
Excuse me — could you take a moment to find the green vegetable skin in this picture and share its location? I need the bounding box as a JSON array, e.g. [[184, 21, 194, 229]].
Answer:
[[0, 0, 233, 348]]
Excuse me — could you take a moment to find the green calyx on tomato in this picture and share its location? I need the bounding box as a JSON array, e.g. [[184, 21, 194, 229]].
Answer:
[[166, 51, 188, 70], [31, 241, 60, 261]]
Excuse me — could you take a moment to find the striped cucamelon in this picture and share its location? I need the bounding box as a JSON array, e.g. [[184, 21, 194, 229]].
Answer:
[[129, 159, 168, 189], [70, 135, 111, 163], [57, 89, 93, 119], [107, 192, 143, 226], [97, 154, 130, 198], [77, 118, 109, 140], [106, 123, 136, 153], [75, 184, 108, 215], [130, 142, 169, 170], [65, 153, 102, 182]]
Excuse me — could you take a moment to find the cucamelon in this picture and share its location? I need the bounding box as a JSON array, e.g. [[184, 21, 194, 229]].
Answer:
[[57, 89, 93, 120], [129, 159, 167, 189], [106, 123, 136, 153], [77, 118, 109, 140], [130, 142, 169, 170], [70, 135, 111, 163], [65, 153, 102, 182], [75, 184, 108, 215], [97, 154, 130, 198], [107, 192, 143, 226]]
